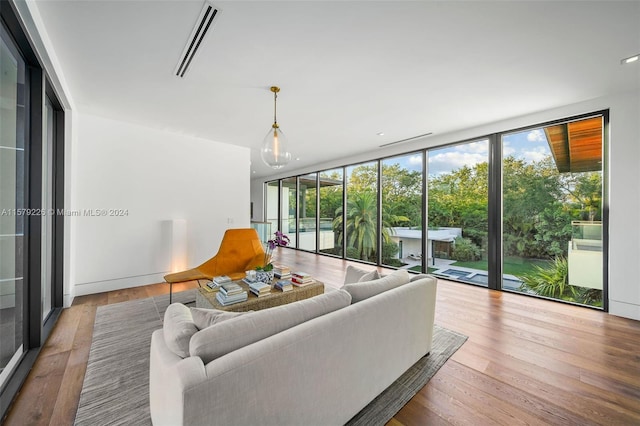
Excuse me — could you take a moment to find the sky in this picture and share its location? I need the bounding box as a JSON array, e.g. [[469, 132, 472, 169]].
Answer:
[[384, 127, 552, 176]]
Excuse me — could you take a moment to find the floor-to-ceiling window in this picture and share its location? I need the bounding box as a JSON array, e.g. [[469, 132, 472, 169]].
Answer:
[[0, 21, 26, 391], [318, 168, 343, 257], [427, 140, 489, 279], [501, 115, 604, 307], [281, 177, 297, 247], [263, 113, 606, 311], [381, 153, 423, 269], [344, 161, 378, 263], [298, 173, 317, 251]]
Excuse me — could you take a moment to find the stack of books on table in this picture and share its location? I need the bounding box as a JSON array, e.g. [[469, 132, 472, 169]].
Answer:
[[291, 272, 314, 287], [248, 281, 271, 297], [273, 265, 292, 280], [216, 282, 248, 306], [208, 275, 232, 289], [242, 274, 258, 286], [274, 279, 293, 292]]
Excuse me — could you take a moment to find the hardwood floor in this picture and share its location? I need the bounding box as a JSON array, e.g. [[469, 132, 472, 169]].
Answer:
[[4, 249, 640, 425]]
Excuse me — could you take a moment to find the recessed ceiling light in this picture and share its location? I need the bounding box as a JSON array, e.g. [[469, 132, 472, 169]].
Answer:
[[295, 157, 300, 161], [621, 54, 639, 64], [377, 132, 385, 136]]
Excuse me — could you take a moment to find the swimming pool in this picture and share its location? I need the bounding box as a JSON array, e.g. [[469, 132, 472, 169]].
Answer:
[[434, 268, 523, 290]]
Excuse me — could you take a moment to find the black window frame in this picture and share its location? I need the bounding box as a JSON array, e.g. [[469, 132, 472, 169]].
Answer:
[[0, 1, 65, 418], [262, 111, 609, 312]]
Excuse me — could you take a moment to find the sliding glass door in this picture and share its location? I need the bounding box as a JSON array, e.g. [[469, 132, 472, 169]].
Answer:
[[0, 24, 26, 390], [1, 8, 65, 415], [501, 116, 604, 307]]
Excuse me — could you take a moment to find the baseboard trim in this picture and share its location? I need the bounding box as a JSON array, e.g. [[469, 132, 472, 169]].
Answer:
[[73, 273, 168, 296], [609, 299, 640, 321]]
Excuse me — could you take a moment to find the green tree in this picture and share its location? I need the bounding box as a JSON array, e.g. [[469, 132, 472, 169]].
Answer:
[[323, 152, 601, 268], [451, 237, 481, 262], [426, 156, 601, 261], [382, 163, 422, 227], [349, 164, 377, 192], [560, 172, 602, 221], [502, 157, 567, 258], [428, 162, 488, 250], [319, 184, 342, 219], [334, 191, 378, 261]]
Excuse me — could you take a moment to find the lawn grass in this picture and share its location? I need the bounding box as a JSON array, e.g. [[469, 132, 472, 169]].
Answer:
[[408, 257, 548, 277], [409, 265, 438, 274], [450, 256, 551, 277]]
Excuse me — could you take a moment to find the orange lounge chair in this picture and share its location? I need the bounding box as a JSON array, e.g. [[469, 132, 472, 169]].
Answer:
[[164, 228, 265, 303]]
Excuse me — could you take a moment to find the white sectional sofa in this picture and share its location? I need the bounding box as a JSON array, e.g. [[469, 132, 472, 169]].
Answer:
[[149, 270, 437, 426]]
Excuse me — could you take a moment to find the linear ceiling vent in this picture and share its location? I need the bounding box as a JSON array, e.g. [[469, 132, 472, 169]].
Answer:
[[174, 1, 220, 78], [379, 132, 433, 148]]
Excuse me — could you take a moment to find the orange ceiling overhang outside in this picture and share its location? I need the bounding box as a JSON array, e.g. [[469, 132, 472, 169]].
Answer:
[[544, 117, 603, 173]]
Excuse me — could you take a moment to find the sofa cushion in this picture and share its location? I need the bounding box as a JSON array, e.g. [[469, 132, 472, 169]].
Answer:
[[344, 264, 380, 284], [341, 269, 411, 303], [190, 289, 352, 364], [190, 308, 248, 329], [163, 303, 199, 358]]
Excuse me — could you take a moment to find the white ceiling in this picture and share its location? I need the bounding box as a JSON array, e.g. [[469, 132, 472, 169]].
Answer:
[[33, 0, 640, 178]]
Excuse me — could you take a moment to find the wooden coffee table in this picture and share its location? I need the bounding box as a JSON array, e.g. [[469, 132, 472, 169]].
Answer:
[[195, 279, 324, 312]]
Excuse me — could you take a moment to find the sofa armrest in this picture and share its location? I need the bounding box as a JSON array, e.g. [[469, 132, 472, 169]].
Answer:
[[150, 330, 207, 426]]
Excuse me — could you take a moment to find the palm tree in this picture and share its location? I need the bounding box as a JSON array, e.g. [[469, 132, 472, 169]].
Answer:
[[520, 256, 576, 300], [333, 191, 410, 261], [333, 191, 376, 260]]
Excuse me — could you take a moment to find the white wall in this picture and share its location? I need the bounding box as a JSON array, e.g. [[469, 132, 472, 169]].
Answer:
[[72, 113, 251, 297], [251, 90, 640, 321], [606, 91, 640, 320]]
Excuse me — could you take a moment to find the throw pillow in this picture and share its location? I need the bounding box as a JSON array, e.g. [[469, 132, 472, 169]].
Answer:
[[359, 269, 380, 282], [190, 308, 247, 329], [190, 289, 352, 364], [344, 264, 379, 284], [163, 303, 198, 358], [341, 269, 411, 303]]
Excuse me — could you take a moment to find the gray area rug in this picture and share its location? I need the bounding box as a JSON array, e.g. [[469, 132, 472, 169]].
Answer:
[[74, 290, 196, 426], [74, 289, 467, 426]]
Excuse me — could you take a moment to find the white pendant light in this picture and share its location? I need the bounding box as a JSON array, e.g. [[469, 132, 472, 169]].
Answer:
[[261, 86, 292, 169]]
